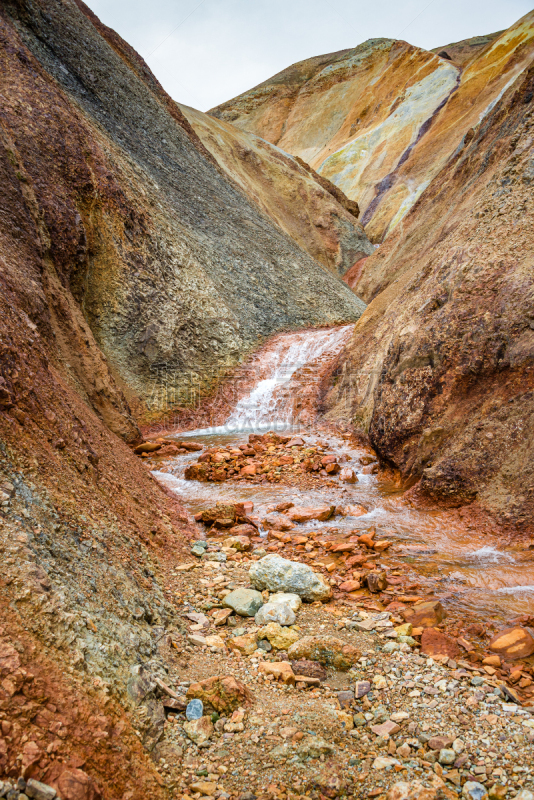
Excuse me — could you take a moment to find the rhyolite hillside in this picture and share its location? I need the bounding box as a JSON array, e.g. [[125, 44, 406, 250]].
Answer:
[[211, 13, 534, 242], [323, 58, 534, 531], [177, 103, 373, 279]]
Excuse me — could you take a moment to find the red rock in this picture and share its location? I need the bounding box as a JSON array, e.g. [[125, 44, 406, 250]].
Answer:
[[187, 675, 253, 713], [326, 462, 340, 474], [330, 542, 356, 553], [420, 628, 460, 659], [358, 531, 376, 548], [344, 504, 368, 517], [275, 502, 293, 512], [346, 553, 366, 567], [339, 468, 358, 483], [371, 720, 400, 737], [0, 642, 21, 676], [21, 740, 41, 773], [236, 500, 254, 515], [264, 514, 295, 531], [286, 437, 305, 447], [54, 769, 102, 800], [178, 441, 203, 451], [321, 455, 337, 465], [157, 444, 181, 456], [489, 627, 534, 660], [240, 464, 257, 476], [184, 463, 209, 481], [278, 455, 294, 465], [373, 540, 392, 552], [428, 735, 454, 751], [228, 523, 257, 536]]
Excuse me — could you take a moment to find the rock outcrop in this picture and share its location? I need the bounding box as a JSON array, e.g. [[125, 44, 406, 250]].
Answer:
[[211, 13, 534, 242], [322, 56, 534, 529]]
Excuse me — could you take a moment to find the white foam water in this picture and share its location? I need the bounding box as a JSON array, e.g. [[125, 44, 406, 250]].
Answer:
[[467, 546, 515, 563]]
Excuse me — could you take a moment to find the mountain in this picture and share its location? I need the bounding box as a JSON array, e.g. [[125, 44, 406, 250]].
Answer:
[[211, 13, 534, 242]]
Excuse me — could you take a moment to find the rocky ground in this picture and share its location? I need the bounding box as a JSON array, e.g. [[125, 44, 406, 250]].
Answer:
[[108, 535, 534, 800], [111, 431, 534, 800]]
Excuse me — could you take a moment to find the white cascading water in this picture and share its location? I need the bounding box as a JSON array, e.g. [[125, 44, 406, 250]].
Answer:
[[224, 324, 354, 432]]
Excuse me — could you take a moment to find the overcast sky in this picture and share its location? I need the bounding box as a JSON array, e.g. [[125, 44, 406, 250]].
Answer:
[[85, 0, 533, 111]]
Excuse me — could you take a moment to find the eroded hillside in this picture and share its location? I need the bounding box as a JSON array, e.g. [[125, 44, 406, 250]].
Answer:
[[1, 0, 367, 425], [211, 13, 534, 242], [323, 60, 534, 530]]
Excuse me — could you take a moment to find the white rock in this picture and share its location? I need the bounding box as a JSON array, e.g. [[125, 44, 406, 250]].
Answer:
[[269, 592, 302, 611], [452, 738, 465, 754], [462, 782, 488, 800], [249, 555, 332, 602], [255, 602, 296, 626], [373, 756, 400, 770]]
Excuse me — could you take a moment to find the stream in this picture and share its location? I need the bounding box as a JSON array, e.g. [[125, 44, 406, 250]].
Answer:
[[151, 325, 534, 623]]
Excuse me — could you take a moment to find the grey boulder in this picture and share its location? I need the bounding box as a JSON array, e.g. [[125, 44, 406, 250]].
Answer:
[[249, 555, 332, 602], [223, 587, 264, 616]]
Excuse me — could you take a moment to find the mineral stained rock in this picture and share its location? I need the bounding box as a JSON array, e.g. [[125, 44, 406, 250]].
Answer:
[[0, 0, 366, 431], [179, 103, 374, 277]]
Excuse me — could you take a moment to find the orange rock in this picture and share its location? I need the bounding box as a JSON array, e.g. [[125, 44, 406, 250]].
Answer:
[[326, 463, 340, 474], [133, 441, 161, 454], [339, 468, 358, 483], [321, 455, 337, 465], [330, 542, 356, 553], [287, 505, 335, 523], [373, 540, 392, 552], [259, 661, 295, 684], [420, 628, 460, 659], [187, 674, 252, 712], [401, 599, 446, 628], [346, 553, 366, 567], [339, 579, 361, 592], [344, 504, 368, 516], [240, 464, 257, 476], [358, 532, 376, 548], [488, 627, 534, 660], [482, 654, 501, 667]]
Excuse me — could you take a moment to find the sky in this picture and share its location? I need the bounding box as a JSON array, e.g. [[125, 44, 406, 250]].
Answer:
[[86, 0, 533, 112]]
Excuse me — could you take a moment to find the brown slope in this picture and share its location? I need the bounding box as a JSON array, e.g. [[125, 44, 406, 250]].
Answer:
[[322, 61, 534, 530], [0, 0, 365, 793], [431, 30, 504, 68], [2, 0, 366, 425]]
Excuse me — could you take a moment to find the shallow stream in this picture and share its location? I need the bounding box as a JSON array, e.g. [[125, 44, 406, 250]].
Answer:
[[151, 326, 534, 623]]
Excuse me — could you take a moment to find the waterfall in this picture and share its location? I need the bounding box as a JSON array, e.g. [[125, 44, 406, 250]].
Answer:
[[223, 325, 354, 432]]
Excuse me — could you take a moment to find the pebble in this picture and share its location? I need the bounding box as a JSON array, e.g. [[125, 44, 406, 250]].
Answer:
[[186, 698, 204, 720]]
